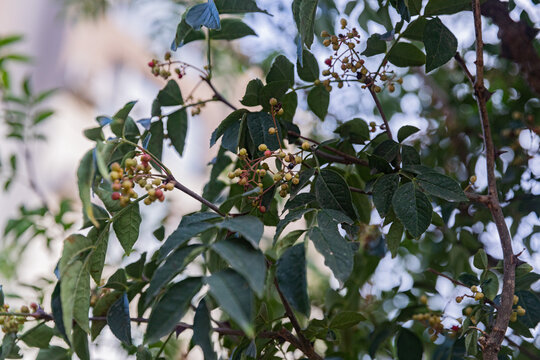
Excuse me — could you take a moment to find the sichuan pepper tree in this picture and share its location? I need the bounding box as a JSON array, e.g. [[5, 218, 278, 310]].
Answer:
[[1, 0, 539, 359]]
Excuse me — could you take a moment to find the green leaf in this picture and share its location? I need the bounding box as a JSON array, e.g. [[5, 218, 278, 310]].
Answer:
[[217, 216, 264, 248], [465, 330, 478, 356], [88, 224, 110, 284], [167, 109, 188, 156], [146, 277, 202, 344], [274, 208, 316, 243], [362, 34, 387, 56], [408, 0, 423, 15], [214, 0, 269, 14], [309, 226, 354, 283], [210, 19, 257, 40], [241, 79, 263, 106], [397, 125, 420, 142], [386, 221, 403, 258], [276, 244, 310, 317], [147, 245, 203, 302], [295, 0, 318, 48], [392, 182, 432, 238], [387, 42, 426, 67], [481, 270, 498, 300], [20, 323, 54, 349], [212, 238, 266, 297], [206, 270, 254, 337], [266, 55, 294, 87], [36, 346, 70, 360], [0, 333, 18, 360], [157, 80, 183, 106], [416, 172, 467, 202], [246, 112, 282, 152], [77, 150, 98, 227], [147, 120, 164, 163], [112, 202, 141, 254], [473, 249, 488, 270], [423, 18, 458, 72], [515, 290, 540, 328], [373, 139, 400, 162], [297, 50, 319, 82], [515, 272, 540, 291], [107, 293, 132, 345], [334, 118, 370, 144], [72, 323, 90, 360], [91, 291, 122, 340], [315, 169, 357, 220], [33, 109, 54, 124], [59, 234, 92, 338], [402, 145, 421, 166], [192, 299, 217, 360], [396, 328, 423, 360], [307, 85, 329, 120], [159, 212, 221, 258], [281, 91, 298, 121], [172, 17, 204, 49], [329, 311, 366, 329], [110, 101, 137, 137], [373, 174, 400, 217], [402, 17, 426, 41], [210, 109, 248, 148], [424, 0, 471, 16]]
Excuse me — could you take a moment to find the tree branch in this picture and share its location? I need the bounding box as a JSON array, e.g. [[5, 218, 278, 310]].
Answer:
[[368, 87, 393, 141], [168, 177, 227, 217], [201, 76, 238, 111], [467, 2, 517, 358]]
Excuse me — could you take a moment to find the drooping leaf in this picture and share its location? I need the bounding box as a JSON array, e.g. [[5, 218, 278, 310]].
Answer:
[[146, 245, 203, 302], [276, 244, 310, 317], [315, 169, 357, 220], [372, 174, 399, 217], [217, 215, 264, 248], [392, 182, 432, 238], [145, 277, 203, 344], [396, 328, 423, 360], [20, 323, 54, 349], [416, 172, 468, 202], [212, 238, 266, 297], [386, 221, 404, 258], [107, 293, 132, 345], [147, 120, 164, 163], [362, 34, 387, 56], [297, 49, 319, 82], [387, 42, 426, 67], [329, 311, 366, 329], [206, 270, 254, 337], [214, 0, 269, 14], [72, 323, 90, 360], [294, 0, 319, 48], [473, 249, 488, 270], [91, 291, 122, 340], [192, 299, 217, 360], [36, 346, 70, 360], [246, 112, 281, 152], [88, 224, 110, 284], [167, 109, 188, 156], [307, 85, 329, 120], [481, 270, 499, 300], [309, 226, 354, 283], [112, 202, 141, 254], [423, 18, 458, 72], [77, 150, 98, 227], [281, 91, 298, 121], [185, 0, 221, 30]]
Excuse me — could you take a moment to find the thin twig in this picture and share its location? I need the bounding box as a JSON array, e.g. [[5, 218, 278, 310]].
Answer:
[[454, 53, 475, 84], [201, 76, 237, 111], [168, 178, 227, 217], [368, 87, 393, 141]]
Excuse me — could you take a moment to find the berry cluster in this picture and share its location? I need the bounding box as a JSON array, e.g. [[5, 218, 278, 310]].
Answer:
[[320, 18, 402, 93], [109, 153, 174, 207], [148, 51, 187, 80], [227, 99, 310, 212], [455, 285, 485, 304], [0, 303, 38, 333], [412, 312, 445, 342]]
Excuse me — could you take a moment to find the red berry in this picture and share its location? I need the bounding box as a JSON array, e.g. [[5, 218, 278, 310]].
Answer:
[[178, 73, 183, 79], [259, 205, 266, 213], [155, 189, 163, 198], [325, 58, 332, 66], [30, 303, 38, 311], [111, 192, 121, 200], [141, 154, 152, 162], [451, 325, 460, 332], [264, 150, 272, 157], [148, 61, 155, 67], [158, 195, 165, 202]]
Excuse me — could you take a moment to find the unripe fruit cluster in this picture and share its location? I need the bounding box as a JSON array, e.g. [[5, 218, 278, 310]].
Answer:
[[148, 53, 186, 80], [412, 312, 444, 342], [0, 303, 37, 333], [109, 153, 175, 207]]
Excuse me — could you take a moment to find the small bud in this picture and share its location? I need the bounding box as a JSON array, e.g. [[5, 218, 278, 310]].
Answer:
[[258, 144, 268, 152], [268, 127, 276, 135], [269, 98, 278, 106], [301, 142, 311, 151]]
